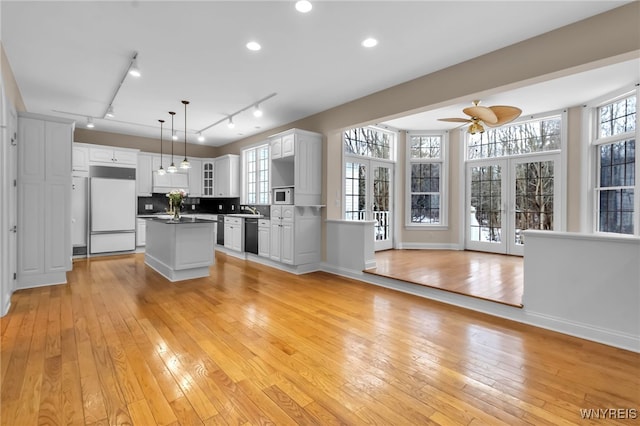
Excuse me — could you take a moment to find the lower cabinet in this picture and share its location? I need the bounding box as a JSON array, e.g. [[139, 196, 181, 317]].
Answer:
[[136, 218, 147, 247], [270, 205, 320, 266], [258, 219, 270, 258], [224, 216, 244, 252]]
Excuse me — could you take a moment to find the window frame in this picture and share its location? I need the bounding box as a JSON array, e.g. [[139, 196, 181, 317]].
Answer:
[[590, 88, 639, 236], [405, 131, 448, 229], [241, 142, 270, 205]]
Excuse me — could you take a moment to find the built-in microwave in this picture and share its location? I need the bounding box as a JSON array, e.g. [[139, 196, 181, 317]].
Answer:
[[273, 187, 293, 204]]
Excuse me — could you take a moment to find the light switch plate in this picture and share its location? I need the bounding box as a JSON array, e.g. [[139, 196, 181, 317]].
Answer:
[[145, 204, 153, 210]]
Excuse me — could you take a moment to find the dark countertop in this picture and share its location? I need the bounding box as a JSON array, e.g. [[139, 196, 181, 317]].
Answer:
[[143, 217, 217, 224]]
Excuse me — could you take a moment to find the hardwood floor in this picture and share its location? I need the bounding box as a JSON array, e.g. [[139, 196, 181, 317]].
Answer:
[[1, 252, 638, 425], [365, 250, 524, 307]]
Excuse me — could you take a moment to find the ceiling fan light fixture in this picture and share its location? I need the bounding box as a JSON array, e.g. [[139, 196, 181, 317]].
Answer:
[[468, 122, 485, 135]]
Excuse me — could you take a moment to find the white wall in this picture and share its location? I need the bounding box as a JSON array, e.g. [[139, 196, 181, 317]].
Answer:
[[523, 231, 640, 351]]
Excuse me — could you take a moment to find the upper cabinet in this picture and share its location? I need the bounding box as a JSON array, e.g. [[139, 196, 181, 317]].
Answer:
[[137, 153, 153, 196], [269, 129, 322, 206], [270, 132, 295, 160], [214, 155, 239, 198], [89, 146, 137, 166], [72, 145, 89, 173], [187, 158, 202, 197], [202, 159, 215, 197]]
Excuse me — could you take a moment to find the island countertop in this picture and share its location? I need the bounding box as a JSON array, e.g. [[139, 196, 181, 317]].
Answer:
[[142, 217, 217, 224]]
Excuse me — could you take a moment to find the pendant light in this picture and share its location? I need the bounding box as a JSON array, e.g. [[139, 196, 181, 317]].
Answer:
[[180, 100, 191, 169], [167, 111, 177, 173], [157, 119, 166, 176]]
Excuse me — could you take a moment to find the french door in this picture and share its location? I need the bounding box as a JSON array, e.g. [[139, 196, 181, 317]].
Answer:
[[345, 159, 394, 251], [466, 153, 560, 255]]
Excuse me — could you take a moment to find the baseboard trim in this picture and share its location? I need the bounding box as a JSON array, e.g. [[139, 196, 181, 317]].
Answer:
[[396, 243, 463, 250]]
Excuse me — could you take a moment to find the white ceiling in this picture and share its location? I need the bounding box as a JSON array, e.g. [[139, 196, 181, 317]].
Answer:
[[1, 1, 635, 146]]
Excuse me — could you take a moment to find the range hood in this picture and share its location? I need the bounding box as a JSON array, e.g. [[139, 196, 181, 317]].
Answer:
[[152, 171, 189, 193]]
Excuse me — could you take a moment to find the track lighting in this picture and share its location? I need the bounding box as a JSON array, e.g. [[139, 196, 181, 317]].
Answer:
[[197, 92, 276, 135], [105, 105, 115, 118], [128, 54, 141, 77], [86, 117, 95, 128], [172, 131, 178, 141], [197, 132, 205, 142], [180, 100, 191, 170], [168, 111, 177, 173]]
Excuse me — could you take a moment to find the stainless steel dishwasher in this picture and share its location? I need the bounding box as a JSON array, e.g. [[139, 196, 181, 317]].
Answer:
[[244, 218, 259, 254]]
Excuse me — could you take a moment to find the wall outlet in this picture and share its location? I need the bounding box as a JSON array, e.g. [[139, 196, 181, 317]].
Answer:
[[145, 204, 153, 210], [191, 205, 196, 210], [231, 205, 235, 211], [218, 204, 223, 210]]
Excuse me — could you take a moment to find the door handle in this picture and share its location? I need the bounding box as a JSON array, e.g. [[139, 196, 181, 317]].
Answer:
[[9, 226, 17, 233]]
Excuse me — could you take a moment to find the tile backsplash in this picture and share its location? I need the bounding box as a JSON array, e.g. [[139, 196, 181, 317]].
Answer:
[[137, 194, 240, 215]]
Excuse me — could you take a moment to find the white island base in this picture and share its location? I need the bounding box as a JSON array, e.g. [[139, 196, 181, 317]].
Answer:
[[144, 218, 215, 282]]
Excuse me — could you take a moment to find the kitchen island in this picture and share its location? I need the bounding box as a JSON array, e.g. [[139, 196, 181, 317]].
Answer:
[[144, 217, 216, 282]]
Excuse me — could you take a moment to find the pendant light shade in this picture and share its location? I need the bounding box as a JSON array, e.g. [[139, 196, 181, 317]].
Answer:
[[168, 111, 177, 173], [180, 100, 191, 169], [157, 119, 166, 176]]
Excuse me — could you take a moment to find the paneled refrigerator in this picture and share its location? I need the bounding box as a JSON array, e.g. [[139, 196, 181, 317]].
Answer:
[[89, 166, 136, 254]]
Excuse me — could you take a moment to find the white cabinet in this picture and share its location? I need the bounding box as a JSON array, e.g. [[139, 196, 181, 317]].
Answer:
[[72, 145, 89, 172], [224, 216, 243, 252], [270, 205, 321, 266], [71, 176, 87, 247], [269, 129, 322, 206], [152, 171, 189, 193], [17, 113, 73, 288], [202, 160, 215, 197], [270, 132, 295, 159], [270, 206, 294, 264], [137, 153, 153, 196], [89, 146, 137, 166], [258, 219, 270, 258], [136, 218, 146, 246], [187, 159, 202, 197], [214, 154, 239, 197]]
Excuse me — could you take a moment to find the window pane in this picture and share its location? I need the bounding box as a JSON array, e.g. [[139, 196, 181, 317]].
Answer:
[[344, 127, 393, 160], [467, 116, 561, 159], [599, 189, 634, 234], [410, 135, 441, 159], [599, 95, 636, 138]]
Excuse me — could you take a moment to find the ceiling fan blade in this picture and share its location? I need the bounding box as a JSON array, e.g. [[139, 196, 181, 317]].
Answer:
[[489, 105, 522, 125], [462, 106, 498, 124], [438, 117, 472, 123]]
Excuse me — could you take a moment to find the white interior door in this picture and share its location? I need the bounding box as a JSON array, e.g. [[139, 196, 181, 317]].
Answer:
[[344, 159, 394, 251]]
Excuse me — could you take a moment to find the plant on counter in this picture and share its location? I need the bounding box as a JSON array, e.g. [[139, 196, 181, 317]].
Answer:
[[167, 189, 187, 220]]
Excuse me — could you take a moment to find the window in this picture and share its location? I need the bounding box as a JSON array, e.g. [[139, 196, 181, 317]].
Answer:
[[467, 115, 561, 159], [344, 126, 394, 160], [407, 133, 447, 226], [594, 93, 637, 235], [242, 143, 269, 205]]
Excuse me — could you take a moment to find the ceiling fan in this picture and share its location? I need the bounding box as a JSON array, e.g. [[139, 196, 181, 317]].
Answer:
[[438, 100, 522, 134]]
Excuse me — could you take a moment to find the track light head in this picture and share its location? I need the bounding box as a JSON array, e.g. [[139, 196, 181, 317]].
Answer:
[[253, 104, 263, 118], [128, 54, 141, 77]]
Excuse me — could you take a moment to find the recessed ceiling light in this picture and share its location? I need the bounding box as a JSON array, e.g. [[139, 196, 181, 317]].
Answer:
[[362, 37, 378, 48], [295, 1, 312, 13], [246, 41, 261, 51]]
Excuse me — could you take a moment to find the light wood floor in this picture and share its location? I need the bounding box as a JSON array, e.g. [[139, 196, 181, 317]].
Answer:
[[365, 250, 524, 307], [1, 253, 638, 425]]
